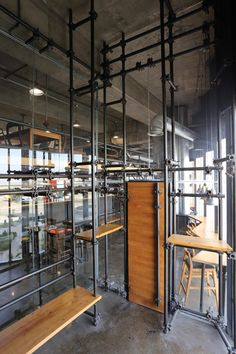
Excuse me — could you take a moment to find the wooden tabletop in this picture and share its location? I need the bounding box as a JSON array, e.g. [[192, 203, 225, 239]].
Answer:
[[0, 287, 101, 354], [192, 250, 227, 266], [75, 223, 123, 242], [168, 234, 232, 253]]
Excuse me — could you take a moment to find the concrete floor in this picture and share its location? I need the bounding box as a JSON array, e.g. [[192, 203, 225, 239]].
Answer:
[[36, 289, 227, 354]]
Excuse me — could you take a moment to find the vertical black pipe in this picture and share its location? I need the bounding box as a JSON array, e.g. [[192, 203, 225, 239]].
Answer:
[[217, 107, 223, 318], [90, 0, 97, 301], [121, 32, 128, 294], [232, 89, 236, 348], [68, 9, 77, 288], [168, 12, 176, 302], [160, 0, 169, 331], [103, 41, 109, 288]]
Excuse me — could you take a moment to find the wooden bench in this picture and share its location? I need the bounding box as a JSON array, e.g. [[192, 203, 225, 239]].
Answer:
[[0, 287, 101, 354], [168, 234, 232, 253], [75, 223, 123, 242]]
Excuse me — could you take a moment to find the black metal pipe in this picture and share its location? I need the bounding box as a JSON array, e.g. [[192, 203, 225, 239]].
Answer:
[[168, 11, 176, 303], [164, 0, 175, 19], [170, 192, 224, 198], [108, 42, 214, 80], [0, 4, 90, 71], [74, 83, 91, 94], [90, 0, 97, 299], [0, 272, 71, 311], [160, 0, 169, 332], [217, 93, 223, 319], [102, 41, 109, 289], [73, 16, 91, 29], [169, 166, 223, 172], [106, 23, 213, 66], [156, 183, 161, 306], [105, 98, 123, 107], [0, 173, 69, 179], [214, 322, 233, 352], [0, 258, 71, 292], [0, 187, 67, 196], [121, 32, 128, 295], [69, 9, 77, 288], [104, 4, 203, 52]]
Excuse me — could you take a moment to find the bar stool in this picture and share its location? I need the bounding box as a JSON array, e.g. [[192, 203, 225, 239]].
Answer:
[[179, 248, 218, 306]]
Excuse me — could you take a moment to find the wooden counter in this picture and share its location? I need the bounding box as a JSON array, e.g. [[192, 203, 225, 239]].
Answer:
[[75, 223, 123, 242], [168, 234, 232, 253]]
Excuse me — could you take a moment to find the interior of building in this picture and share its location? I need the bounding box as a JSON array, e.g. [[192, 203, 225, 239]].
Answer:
[[0, 0, 235, 353]]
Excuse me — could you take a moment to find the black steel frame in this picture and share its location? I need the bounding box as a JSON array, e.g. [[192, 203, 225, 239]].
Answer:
[[158, 1, 236, 353], [0, 1, 99, 326], [0, 0, 236, 350]]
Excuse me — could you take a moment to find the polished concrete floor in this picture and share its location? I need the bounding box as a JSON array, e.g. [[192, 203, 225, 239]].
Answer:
[[36, 289, 227, 354]]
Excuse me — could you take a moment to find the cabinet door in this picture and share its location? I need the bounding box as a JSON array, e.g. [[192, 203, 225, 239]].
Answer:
[[127, 181, 164, 313]]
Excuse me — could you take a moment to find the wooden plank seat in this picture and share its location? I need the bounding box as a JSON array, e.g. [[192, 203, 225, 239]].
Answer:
[[168, 234, 233, 253], [75, 223, 123, 242], [0, 287, 102, 354]]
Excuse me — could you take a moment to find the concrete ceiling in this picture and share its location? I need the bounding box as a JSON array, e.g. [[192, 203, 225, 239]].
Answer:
[[0, 0, 215, 145]]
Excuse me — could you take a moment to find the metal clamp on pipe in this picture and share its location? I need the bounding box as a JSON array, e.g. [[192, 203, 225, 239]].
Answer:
[[165, 159, 179, 166], [228, 252, 236, 260], [165, 74, 177, 91], [213, 154, 235, 164]]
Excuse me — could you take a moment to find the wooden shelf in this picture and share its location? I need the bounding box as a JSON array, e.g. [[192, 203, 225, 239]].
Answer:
[[168, 234, 232, 253], [76, 223, 123, 242], [0, 287, 101, 354]]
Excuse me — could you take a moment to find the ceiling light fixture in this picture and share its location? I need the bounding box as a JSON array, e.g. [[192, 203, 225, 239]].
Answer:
[[29, 87, 44, 96], [73, 123, 80, 128]]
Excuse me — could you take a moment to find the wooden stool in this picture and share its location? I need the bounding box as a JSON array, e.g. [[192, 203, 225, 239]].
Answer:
[[179, 248, 218, 306]]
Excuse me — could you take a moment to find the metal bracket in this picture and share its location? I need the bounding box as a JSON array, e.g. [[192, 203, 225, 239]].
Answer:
[[228, 252, 236, 260], [166, 159, 179, 167]]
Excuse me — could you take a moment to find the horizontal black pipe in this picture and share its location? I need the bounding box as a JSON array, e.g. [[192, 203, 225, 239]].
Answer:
[[109, 42, 214, 79], [0, 4, 90, 70], [170, 192, 224, 198], [0, 173, 69, 179], [78, 84, 105, 97], [105, 98, 123, 106], [73, 161, 92, 166], [0, 272, 71, 311], [169, 166, 223, 172], [104, 5, 204, 52], [72, 16, 91, 29], [180, 307, 218, 321], [106, 23, 213, 66], [74, 83, 91, 94], [0, 187, 67, 196], [0, 257, 71, 292], [102, 167, 163, 173], [213, 155, 235, 164]]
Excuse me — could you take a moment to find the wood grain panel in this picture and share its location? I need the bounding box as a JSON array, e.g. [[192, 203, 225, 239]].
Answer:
[[127, 181, 164, 313], [0, 287, 101, 354]]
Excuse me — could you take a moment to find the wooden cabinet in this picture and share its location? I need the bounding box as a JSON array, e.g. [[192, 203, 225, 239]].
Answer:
[[127, 181, 164, 313]]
